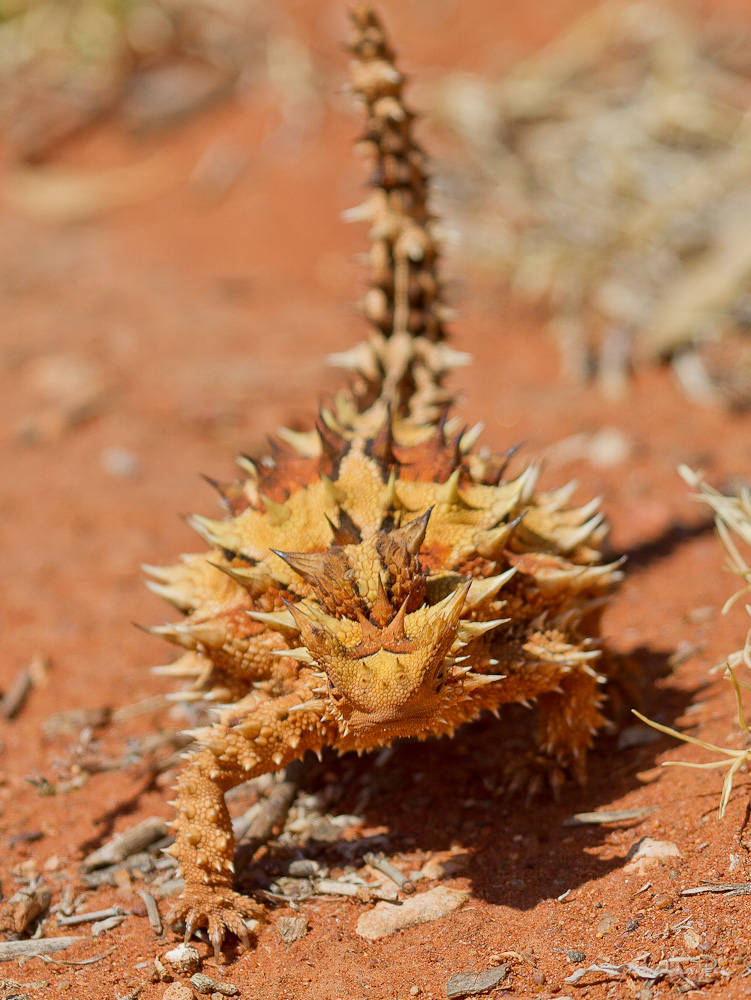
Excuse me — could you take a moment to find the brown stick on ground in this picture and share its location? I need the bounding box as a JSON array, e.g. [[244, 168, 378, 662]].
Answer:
[[233, 759, 308, 875]]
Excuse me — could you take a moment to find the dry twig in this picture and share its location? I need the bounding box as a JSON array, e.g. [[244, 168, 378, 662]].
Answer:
[[80, 817, 168, 872], [636, 465, 751, 817], [0, 938, 84, 962], [364, 852, 416, 894], [1, 666, 33, 720], [136, 890, 163, 935]]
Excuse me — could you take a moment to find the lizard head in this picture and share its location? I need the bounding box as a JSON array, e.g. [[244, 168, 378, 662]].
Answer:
[[276, 511, 508, 737], [287, 583, 470, 733]]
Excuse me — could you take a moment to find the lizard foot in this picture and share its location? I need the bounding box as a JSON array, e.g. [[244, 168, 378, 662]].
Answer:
[[500, 750, 584, 804], [167, 888, 264, 957]]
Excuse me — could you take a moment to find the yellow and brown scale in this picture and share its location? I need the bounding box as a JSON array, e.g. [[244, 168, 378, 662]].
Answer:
[[145, 7, 624, 955]]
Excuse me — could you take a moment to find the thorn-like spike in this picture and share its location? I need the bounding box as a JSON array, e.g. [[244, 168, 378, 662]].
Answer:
[[247, 608, 299, 637], [429, 581, 471, 627], [544, 479, 578, 511], [204, 687, 234, 702], [435, 467, 462, 505], [379, 467, 406, 514], [568, 495, 602, 523], [151, 653, 206, 678], [165, 690, 206, 702], [388, 594, 410, 638], [259, 493, 292, 527], [236, 455, 259, 478], [370, 573, 395, 626], [147, 620, 225, 651], [144, 579, 191, 607], [186, 513, 239, 551], [141, 563, 173, 583], [390, 507, 432, 555], [316, 415, 348, 469], [320, 472, 348, 508], [288, 699, 325, 714], [209, 561, 272, 596], [276, 426, 321, 458], [272, 548, 330, 586], [558, 513, 605, 553], [459, 422, 484, 453], [293, 600, 344, 634], [474, 514, 525, 560], [514, 463, 541, 506], [272, 646, 315, 663], [463, 672, 506, 689], [456, 617, 510, 643], [465, 566, 518, 608], [368, 406, 397, 465]]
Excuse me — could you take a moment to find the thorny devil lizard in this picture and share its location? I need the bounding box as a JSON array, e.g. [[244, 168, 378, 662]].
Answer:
[[145, 7, 624, 955]]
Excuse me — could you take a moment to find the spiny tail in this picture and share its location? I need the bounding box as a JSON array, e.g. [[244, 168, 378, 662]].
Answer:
[[329, 6, 470, 429]]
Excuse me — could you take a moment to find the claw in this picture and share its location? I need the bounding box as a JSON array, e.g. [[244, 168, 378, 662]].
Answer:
[[169, 889, 264, 954], [209, 925, 223, 959], [184, 911, 198, 944], [234, 917, 251, 952]]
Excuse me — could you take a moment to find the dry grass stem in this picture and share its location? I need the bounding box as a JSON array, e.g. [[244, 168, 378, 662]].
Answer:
[[637, 466, 751, 816]]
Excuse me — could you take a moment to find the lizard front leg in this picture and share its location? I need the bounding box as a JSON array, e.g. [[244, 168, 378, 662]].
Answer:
[[167, 684, 337, 955], [503, 666, 605, 801], [496, 658, 605, 801], [535, 666, 605, 784]]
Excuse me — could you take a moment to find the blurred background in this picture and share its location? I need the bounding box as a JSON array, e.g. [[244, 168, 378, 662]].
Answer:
[[4, 0, 751, 715], [4, 0, 751, 412], [4, 7, 751, 992]]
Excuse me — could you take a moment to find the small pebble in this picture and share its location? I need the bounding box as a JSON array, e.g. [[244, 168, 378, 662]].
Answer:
[[100, 445, 141, 479], [277, 915, 308, 944], [596, 912, 616, 936], [566, 949, 586, 963], [625, 837, 681, 873], [653, 893, 673, 909], [356, 886, 468, 940], [164, 943, 201, 975], [410, 987, 421, 996], [585, 426, 632, 467], [190, 973, 239, 996], [162, 985, 195, 1000], [288, 859, 321, 878], [446, 965, 508, 998]]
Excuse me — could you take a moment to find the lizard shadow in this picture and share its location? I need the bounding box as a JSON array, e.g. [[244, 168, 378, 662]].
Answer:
[[294, 641, 700, 912], [616, 516, 714, 571]]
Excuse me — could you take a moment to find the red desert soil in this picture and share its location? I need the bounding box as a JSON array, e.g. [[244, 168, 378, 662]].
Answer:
[[3, 2, 751, 998]]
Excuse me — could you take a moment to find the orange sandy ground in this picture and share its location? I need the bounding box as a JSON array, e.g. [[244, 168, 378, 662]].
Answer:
[[3, 2, 751, 998]]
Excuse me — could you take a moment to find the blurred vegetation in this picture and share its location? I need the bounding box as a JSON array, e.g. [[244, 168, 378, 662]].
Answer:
[[0, 0, 266, 158], [433, 2, 751, 404], [637, 466, 751, 818]]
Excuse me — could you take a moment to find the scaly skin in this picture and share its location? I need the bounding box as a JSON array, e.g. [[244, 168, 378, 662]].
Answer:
[[147, 7, 624, 954]]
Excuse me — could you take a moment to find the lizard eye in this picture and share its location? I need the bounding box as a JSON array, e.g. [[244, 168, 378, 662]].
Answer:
[[327, 677, 343, 702]]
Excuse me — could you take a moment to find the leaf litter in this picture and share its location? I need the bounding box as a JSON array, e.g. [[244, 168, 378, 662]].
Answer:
[[434, 1, 751, 404]]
